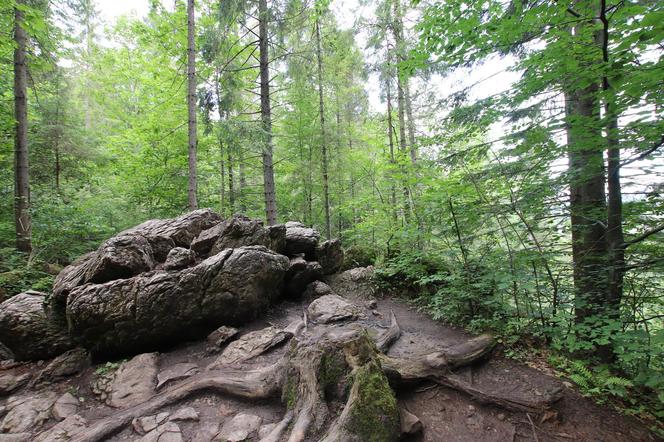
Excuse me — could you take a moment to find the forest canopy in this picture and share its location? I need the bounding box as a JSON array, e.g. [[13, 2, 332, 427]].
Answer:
[[1, 0, 663, 431]]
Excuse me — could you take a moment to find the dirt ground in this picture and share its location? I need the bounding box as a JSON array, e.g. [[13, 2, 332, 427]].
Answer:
[[1, 295, 661, 441]]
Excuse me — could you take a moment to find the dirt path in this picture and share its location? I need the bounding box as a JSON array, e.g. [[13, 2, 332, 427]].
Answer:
[[0, 295, 659, 441]]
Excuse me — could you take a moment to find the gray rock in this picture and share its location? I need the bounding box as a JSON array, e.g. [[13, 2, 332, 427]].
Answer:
[[133, 412, 170, 435], [0, 291, 74, 361], [303, 281, 333, 299], [284, 222, 320, 259], [0, 433, 31, 442], [206, 326, 238, 352], [163, 247, 197, 270], [156, 362, 199, 390], [53, 209, 222, 305], [169, 407, 199, 422], [0, 391, 58, 433], [33, 348, 90, 385], [108, 353, 158, 408], [66, 246, 289, 356], [284, 256, 322, 297], [138, 421, 183, 442], [210, 326, 291, 368], [307, 295, 364, 323], [316, 239, 344, 275], [0, 341, 14, 361], [33, 414, 87, 442], [324, 266, 377, 300], [215, 413, 262, 442], [0, 372, 30, 396], [52, 392, 79, 421], [202, 215, 284, 257], [399, 408, 423, 435]]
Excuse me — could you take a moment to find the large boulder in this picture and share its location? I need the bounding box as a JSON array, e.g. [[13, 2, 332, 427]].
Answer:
[[284, 256, 322, 297], [284, 222, 320, 259], [66, 246, 289, 356], [191, 215, 286, 258], [324, 266, 378, 300], [0, 292, 74, 361], [316, 239, 344, 275], [52, 209, 222, 305]]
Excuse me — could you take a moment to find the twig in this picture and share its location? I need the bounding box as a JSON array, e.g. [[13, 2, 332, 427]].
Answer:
[[526, 413, 540, 442]]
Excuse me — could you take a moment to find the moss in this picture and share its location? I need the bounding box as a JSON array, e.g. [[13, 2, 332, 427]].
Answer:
[[283, 371, 299, 410], [319, 351, 349, 393], [347, 361, 399, 442]]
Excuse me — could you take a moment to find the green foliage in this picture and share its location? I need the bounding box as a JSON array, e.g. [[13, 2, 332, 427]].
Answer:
[[0, 248, 54, 301]]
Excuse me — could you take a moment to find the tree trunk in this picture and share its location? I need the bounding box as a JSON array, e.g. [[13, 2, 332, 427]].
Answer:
[[315, 17, 331, 240], [565, 3, 609, 360], [14, 4, 31, 254], [392, 0, 416, 163], [187, 0, 198, 210], [259, 0, 278, 225], [227, 140, 235, 213], [385, 44, 398, 224], [599, 0, 624, 319]]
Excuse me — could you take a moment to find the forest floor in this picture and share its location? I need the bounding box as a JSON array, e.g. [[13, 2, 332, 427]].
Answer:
[[1, 293, 660, 441]]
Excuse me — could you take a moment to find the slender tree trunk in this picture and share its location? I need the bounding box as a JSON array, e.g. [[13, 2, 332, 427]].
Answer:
[[259, 0, 278, 225], [392, 0, 416, 163], [385, 56, 398, 224], [187, 0, 198, 210], [214, 73, 226, 214], [565, 3, 609, 360], [239, 147, 247, 213], [315, 17, 331, 239], [599, 0, 624, 318], [227, 141, 235, 213], [14, 5, 31, 254]]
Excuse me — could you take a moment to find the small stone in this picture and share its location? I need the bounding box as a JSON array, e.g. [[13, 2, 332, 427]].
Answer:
[[169, 407, 199, 422], [206, 326, 238, 353], [108, 353, 158, 408], [133, 412, 170, 435], [466, 405, 476, 416], [497, 413, 506, 421], [52, 392, 79, 421], [138, 421, 183, 442], [215, 413, 262, 441], [33, 414, 87, 442], [371, 309, 381, 316], [399, 408, 423, 436], [366, 299, 378, 309], [218, 403, 234, 417], [307, 294, 364, 323], [1, 392, 58, 433], [210, 327, 291, 368], [0, 372, 30, 395]]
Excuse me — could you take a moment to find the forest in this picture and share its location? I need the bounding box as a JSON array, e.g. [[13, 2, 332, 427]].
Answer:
[[1, 0, 663, 438]]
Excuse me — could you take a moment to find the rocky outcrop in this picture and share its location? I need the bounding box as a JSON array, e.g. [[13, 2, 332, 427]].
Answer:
[[108, 353, 158, 409], [284, 221, 320, 259], [191, 215, 286, 258], [66, 246, 289, 356], [324, 266, 377, 300], [284, 256, 322, 297], [163, 247, 196, 270], [0, 292, 74, 361], [316, 239, 344, 275], [52, 209, 222, 305]]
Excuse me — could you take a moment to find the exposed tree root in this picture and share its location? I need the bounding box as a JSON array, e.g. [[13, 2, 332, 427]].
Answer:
[[71, 364, 283, 442], [71, 317, 561, 441]]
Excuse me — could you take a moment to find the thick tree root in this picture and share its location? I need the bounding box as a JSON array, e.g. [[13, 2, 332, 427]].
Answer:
[[71, 364, 283, 442], [70, 316, 560, 441]]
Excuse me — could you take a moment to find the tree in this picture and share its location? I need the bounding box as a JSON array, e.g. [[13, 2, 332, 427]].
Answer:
[[259, 0, 278, 225], [187, 0, 198, 210], [315, 14, 331, 239], [13, 2, 31, 253]]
